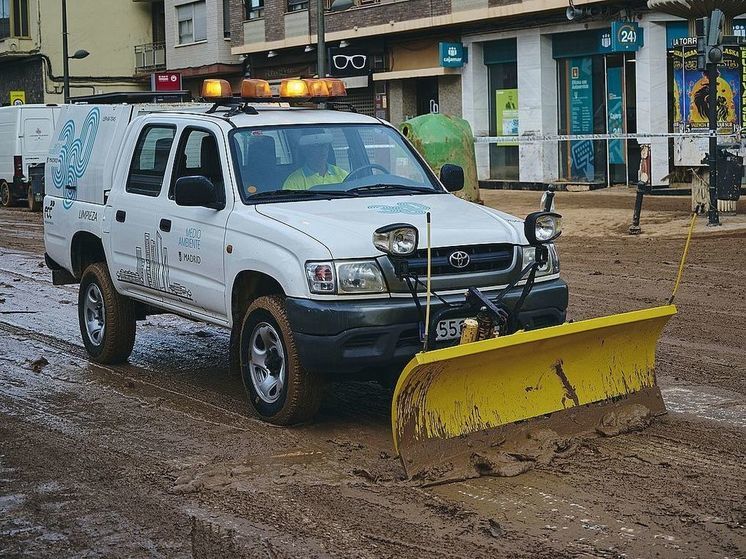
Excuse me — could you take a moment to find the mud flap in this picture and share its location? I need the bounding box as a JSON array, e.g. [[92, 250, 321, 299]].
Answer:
[[392, 305, 677, 483]]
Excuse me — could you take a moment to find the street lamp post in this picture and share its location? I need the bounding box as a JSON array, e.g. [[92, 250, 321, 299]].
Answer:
[[315, 0, 354, 77], [316, 0, 326, 78], [62, 0, 70, 102], [62, 0, 90, 103]]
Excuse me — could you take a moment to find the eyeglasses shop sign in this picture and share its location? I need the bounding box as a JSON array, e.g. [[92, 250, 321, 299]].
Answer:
[[328, 47, 369, 77], [439, 42, 466, 68]]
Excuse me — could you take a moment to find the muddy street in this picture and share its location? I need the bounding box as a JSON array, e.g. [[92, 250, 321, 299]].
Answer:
[[1, 192, 745, 558]]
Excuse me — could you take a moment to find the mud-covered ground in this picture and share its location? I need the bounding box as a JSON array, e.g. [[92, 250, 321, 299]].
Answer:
[[1, 190, 744, 558]]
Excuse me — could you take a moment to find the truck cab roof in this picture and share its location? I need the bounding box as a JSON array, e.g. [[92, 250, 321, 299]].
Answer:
[[138, 104, 383, 130]]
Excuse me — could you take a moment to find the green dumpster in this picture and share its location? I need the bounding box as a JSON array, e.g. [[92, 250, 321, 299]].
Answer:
[[400, 114, 480, 203]]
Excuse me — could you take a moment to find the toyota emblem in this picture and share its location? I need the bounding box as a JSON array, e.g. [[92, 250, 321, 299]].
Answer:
[[449, 250, 470, 269]]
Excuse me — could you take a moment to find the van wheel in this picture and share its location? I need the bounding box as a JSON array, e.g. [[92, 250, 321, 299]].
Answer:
[[27, 186, 41, 212], [78, 262, 136, 364], [0, 181, 14, 208], [239, 295, 322, 425]]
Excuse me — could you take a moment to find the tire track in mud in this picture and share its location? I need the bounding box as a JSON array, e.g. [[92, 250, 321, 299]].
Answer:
[[0, 321, 267, 435]]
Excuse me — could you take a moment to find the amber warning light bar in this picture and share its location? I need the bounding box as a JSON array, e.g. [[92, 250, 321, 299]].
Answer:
[[201, 78, 347, 102]]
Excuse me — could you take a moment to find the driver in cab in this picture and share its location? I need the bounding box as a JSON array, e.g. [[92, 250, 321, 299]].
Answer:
[[282, 131, 348, 190]]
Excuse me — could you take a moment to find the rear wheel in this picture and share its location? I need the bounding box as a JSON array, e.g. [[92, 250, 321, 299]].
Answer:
[[0, 181, 14, 208], [27, 186, 41, 212], [78, 262, 136, 364], [239, 295, 322, 424]]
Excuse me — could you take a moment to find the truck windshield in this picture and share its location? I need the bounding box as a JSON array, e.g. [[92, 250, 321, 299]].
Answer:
[[230, 123, 442, 203]]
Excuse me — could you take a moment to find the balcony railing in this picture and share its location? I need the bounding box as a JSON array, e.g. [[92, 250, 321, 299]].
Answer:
[[134, 42, 166, 73]]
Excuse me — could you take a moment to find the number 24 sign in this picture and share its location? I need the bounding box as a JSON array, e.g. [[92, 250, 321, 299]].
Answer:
[[611, 21, 643, 52]]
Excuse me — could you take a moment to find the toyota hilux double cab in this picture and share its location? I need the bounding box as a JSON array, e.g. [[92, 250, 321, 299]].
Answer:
[[43, 78, 567, 424]]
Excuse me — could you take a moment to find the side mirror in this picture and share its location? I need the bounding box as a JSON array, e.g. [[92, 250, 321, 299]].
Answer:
[[174, 176, 221, 209], [440, 164, 464, 192]]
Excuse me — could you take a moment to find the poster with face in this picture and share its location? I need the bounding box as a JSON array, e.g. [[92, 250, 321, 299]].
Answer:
[[669, 44, 741, 134]]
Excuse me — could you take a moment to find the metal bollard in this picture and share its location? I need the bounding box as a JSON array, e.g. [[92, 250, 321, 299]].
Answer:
[[629, 181, 651, 235]]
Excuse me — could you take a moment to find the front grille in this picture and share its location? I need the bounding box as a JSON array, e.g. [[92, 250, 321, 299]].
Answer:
[[396, 243, 515, 276]]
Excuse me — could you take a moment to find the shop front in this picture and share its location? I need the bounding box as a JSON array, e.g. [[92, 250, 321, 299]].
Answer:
[[553, 27, 641, 186], [462, 18, 667, 189], [372, 38, 463, 126]]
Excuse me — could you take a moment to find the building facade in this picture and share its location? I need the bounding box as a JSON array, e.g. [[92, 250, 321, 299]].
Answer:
[[229, 0, 746, 188], [0, 0, 159, 104], [164, 0, 243, 95]]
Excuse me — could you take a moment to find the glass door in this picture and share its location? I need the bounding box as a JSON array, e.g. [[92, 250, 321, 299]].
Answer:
[[488, 61, 519, 180]]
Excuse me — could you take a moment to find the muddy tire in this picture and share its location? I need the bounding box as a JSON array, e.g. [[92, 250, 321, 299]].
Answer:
[[239, 295, 322, 425], [78, 262, 136, 364], [27, 186, 41, 212], [1, 180, 14, 208]]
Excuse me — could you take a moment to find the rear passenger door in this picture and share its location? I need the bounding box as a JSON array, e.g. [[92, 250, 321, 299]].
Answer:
[[108, 123, 176, 303], [156, 125, 233, 321]]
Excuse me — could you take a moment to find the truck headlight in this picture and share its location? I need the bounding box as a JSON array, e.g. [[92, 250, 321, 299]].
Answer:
[[336, 261, 386, 294], [373, 223, 418, 256], [522, 244, 559, 277], [524, 212, 562, 245], [305, 260, 387, 294]]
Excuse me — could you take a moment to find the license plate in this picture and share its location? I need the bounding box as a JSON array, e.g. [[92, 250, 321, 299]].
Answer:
[[435, 318, 466, 342]]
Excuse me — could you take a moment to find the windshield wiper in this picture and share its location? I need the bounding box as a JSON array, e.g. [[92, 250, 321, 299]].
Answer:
[[248, 189, 358, 201], [348, 184, 434, 195]]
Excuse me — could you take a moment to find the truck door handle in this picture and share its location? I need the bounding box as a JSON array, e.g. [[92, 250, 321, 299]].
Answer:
[[159, 219, 172, 232], [115, 210, 126, 223], [64, 184, 77, 190]]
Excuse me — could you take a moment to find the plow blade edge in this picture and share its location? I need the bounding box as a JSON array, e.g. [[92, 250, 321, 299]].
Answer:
[[392, 305, 676, 482]]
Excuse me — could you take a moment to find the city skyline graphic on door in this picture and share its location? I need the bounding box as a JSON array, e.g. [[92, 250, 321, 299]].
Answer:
[[116, 231, 193, 300]]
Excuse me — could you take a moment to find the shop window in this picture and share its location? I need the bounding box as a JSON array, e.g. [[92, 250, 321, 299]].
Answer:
[[488, 61, 519, 181], [245, 0, 264, 20], [177, 1, 206, 45], [556, 56, 607, 184]]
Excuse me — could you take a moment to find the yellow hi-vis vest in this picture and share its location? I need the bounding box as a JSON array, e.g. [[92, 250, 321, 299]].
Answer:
[[282, 164, 349, 190]]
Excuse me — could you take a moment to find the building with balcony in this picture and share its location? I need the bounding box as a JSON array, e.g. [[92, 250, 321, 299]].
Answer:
[[229, 0, 746, 190], [164, 0, 243, 96], [0, 0, 159, 104]]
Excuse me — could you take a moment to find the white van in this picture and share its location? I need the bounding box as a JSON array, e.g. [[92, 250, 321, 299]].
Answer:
[[0, 104, 61, 210]]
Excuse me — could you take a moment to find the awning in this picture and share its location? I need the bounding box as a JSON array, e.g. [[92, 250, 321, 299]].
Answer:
[[372, 67, 461, 81], [647, 0, 746, 18]]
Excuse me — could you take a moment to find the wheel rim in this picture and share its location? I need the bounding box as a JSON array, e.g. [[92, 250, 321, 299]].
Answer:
[[83, 283, 106, 346], [1, 184, 8, 206], [248, 322, 286, 404]]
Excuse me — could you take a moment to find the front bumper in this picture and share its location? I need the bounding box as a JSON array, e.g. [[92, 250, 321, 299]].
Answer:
[[286, 278, 568, 377]]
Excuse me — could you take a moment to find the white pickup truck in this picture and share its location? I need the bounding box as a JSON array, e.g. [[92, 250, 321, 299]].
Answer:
[[44, 87, 567, 424]]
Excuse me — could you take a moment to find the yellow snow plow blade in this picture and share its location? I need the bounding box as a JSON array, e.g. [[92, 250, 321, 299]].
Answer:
[[392, 305, 676, 483]]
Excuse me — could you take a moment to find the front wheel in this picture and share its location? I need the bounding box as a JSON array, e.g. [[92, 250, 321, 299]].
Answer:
[[78, 262, 136, 364], [0, 181, 14, 208], [239, 295, 322, 424]]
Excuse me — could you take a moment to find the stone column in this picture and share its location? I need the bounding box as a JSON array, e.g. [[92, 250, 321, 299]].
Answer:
[[516, 32, 558, 184], [635, 20, 670, 186], [461, 41, 490, 179]]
